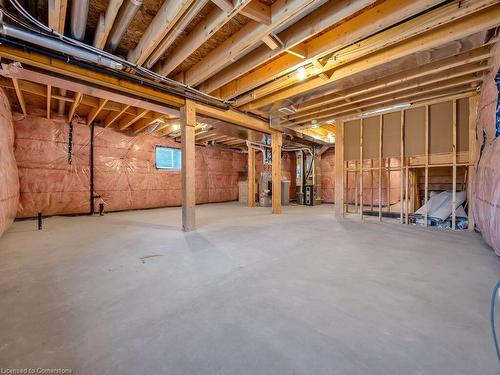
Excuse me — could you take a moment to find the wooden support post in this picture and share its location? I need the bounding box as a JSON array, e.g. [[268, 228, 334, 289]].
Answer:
[[181, 100, 196, 231], [400, 111, 405, 224], [272, 132, 282, 214], [335, 121, 344, 217], [378, 115, 382, 222], [467, 94, 479, 231], [359, 119, 363, 219], [452, 99, 457, 230], [247, 147, 256, 207], [424, 105, 429, 227]]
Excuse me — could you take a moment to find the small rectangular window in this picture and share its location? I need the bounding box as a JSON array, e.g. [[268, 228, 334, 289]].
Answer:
[[155, 146, 181, 170]]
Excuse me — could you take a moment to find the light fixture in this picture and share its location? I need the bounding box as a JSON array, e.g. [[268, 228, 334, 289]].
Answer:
[[171, 124, 180, 131], [296, 66, 306, 81], [310, 119, 318, 129]]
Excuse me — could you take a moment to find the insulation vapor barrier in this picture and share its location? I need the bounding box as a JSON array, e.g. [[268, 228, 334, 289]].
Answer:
[[14, 112, 246, 218], [0, 89, 19, 237], [474, 138, 500, 256]]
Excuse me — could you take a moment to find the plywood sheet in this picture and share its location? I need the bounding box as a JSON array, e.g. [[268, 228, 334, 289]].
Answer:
[[429, 102, 452, 154], [383, 111, 401, 158], [344, 119, 360, 161], [404, 107, 425, 156], [457, 98, 469, 152], [363, 116, 379, 160]]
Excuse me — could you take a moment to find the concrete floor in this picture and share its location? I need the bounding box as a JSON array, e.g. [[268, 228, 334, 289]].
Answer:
[[0, 202, 499, 374]]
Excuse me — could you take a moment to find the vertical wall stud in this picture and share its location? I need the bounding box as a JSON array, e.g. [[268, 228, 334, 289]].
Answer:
[[452, 99, 457, 230], [378, 115, 382, 222], [467, 94, 479, 231], [271, 132, 282, 214], [335, 121, 344, 217], [400, 110, 405, 224], [424, 105, 429, 227], [247, 147, 256, 207], [359, 119, 364, 219]]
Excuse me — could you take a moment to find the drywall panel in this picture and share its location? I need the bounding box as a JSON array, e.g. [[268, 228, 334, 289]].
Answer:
[[457, 98, 469, 152], [404, 107, 425, 156], [383, 111, 401, 158], [344, 119, 360, 161], [363, 116, 379, 160], [429, 101, 452, 154]]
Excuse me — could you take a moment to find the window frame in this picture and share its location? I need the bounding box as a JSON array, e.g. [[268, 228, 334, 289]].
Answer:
[[155, 145, 181, 170]]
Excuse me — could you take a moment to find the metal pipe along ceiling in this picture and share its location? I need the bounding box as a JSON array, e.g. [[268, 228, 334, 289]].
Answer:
[[106, 0, 143, 53], [70, 0, 90, 41], [0, 23, 124, 70]]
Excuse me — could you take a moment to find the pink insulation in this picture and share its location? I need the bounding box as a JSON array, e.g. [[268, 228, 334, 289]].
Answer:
[[14, 113, 247, 217], [321, 148, 335, 203], [0, 89, 19, 237], [93, 127, 246, 212], [473, 138, 500, 255], [473, 41, 500, 255], [15, 112, 90, 217]]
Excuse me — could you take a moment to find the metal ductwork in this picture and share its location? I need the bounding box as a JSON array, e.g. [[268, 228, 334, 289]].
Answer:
[[106, 0, 142, 53], [70, 0, 90, 41], [0, 22, 123, 70]]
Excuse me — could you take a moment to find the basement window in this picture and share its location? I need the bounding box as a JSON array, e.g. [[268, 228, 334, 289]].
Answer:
[[155, 146, 181, 170]]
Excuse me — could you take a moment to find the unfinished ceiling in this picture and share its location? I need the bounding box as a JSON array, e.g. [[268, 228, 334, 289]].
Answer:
[[0, 0, 498, 144]]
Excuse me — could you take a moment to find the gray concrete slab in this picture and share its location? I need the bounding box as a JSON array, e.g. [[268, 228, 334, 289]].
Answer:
[[0, 202, 498, 374]]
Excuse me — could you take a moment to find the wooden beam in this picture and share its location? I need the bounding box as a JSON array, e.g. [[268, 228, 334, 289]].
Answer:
[[292, 47, 492, 114], [87, 98, 108, 125], [127, 0, 196, 65], [194, 102, 273, 134], [67, 92, 82, 121], [262, 34, 281, 50], [210, 0, 233, 13], [12, 78, 27, 116], [286, 75, 483, 127], [118, 109, 150, 130], [247, 147, 256, 207], [201, 0, 377, 96], [272, 132, 282, 214], [144, 0, 209, 69], [239, 3, 500, 110], [93, 0, 124, 49], [181, 100, 197, 231], [181, 0, 321, 86], [132, 114, 164, 134], [48, 0, 68, 33], [334, 121, 344, 217], [240, 1, 271, 25], [105, 104, 130, 127], [46, 85, 51, 119], [0, 47, 185, 110], [155, 0, 252, 76]]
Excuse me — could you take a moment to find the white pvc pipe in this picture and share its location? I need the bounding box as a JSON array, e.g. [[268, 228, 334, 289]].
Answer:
[[106, 0, 142, 53]]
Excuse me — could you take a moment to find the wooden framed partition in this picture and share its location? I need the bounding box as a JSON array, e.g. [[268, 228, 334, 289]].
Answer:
[[335, 92, 478, 230]]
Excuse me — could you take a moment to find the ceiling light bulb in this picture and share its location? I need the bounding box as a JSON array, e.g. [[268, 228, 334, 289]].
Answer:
[[296, 66, 306, 80]]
